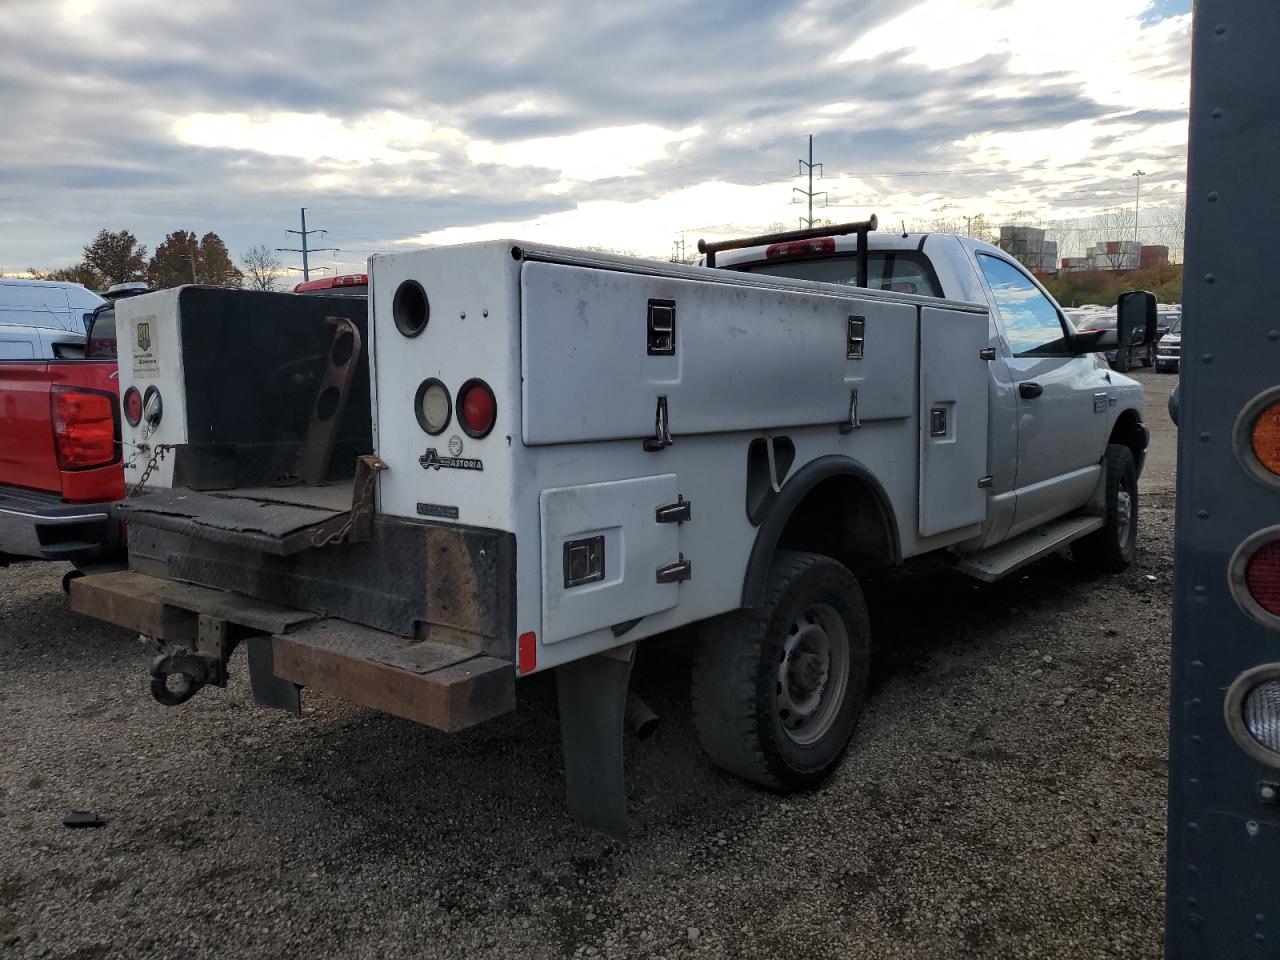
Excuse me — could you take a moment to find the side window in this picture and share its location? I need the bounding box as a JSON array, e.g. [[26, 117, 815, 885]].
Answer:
[[976, 254, 1069, 356]]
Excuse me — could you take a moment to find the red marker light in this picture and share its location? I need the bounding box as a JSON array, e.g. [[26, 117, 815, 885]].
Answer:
[[765, 237, 836, 259], [457, 378, 496, 438], [1246, 540, 1280, 617], [518, 631, 537, 673]]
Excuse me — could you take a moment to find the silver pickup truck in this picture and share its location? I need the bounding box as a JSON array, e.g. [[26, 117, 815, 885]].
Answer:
[[68, 218, 1154, 837]]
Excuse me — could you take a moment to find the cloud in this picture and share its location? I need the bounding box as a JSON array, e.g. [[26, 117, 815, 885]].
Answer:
[[0, 0, 1190, 274]]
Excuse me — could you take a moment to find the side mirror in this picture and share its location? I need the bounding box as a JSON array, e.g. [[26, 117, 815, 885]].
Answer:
[[1116, 290, 1157, 347]]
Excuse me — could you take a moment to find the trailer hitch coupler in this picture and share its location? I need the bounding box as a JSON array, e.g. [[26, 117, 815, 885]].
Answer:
[[149, 652, 211, 707]]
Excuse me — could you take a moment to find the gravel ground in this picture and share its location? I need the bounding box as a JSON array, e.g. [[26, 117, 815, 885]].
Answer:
[[0, 369, 1180, 960]]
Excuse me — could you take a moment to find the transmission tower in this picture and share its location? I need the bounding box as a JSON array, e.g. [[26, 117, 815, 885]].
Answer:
[[793, 135, 827, 228], [276, 208, 339, 282]]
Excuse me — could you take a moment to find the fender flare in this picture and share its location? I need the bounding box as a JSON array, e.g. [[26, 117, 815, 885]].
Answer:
[[740, 454, 901, 608]]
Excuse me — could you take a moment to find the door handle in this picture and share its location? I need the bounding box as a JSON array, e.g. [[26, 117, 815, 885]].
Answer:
[[1019, 382, 1043, 399]]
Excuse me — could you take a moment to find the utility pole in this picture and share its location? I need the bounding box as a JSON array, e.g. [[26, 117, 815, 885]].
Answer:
[[1132, 169, 1146, 254], [793, 135, 827, 228], [671, 237, 687, 263], [277, 207, 339, 282], [963, 215, 974, 238]]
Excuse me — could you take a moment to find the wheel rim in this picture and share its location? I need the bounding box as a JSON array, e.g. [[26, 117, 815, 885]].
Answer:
[[1116, 487, 1134, 550], [775, 601, 850, 746]]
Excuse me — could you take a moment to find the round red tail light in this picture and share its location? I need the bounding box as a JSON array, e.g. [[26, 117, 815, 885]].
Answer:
[[123, 386, 143, 426], [456, 379, 496, 438], [1246, 540, 1280, 618]]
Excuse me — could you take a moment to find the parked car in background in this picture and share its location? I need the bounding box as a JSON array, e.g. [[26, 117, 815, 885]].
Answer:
[[1072, 312, 1155, 372], [1156, 314, 1182, 373], [0, 279, 105, 359], [0, 278, 105, 335], [1156, 304, 1181, 341]]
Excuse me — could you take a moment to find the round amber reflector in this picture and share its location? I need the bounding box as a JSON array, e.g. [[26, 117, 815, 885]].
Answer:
[[1252, 400, 1280, 476]]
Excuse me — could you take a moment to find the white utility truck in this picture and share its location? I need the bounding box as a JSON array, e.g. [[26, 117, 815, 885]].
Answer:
[[70, 217, 1154, 837]]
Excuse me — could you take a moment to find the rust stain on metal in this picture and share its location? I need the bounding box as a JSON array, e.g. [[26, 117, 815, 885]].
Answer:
[[272, 618, 514, 732], [425, 527, 487, 640]]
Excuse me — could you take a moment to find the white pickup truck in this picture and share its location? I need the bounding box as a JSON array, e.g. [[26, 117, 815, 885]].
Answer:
[[69, 217, 1153, 837]]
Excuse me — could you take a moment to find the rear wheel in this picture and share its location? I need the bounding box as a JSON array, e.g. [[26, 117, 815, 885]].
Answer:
[[1113, 349, 1131, 373], [1072, 443, 1138, 575], [691, 551, 870, 790]]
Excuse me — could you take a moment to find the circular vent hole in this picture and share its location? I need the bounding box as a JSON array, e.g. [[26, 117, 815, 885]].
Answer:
[[393, 280, 429, 337]]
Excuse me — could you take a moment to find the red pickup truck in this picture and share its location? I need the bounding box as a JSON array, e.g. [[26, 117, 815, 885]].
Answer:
[[0, 315, 125, 570]]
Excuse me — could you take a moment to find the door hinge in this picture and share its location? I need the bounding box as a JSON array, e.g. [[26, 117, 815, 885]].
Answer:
[[642, 395, 673, 451], [656, 555, 692, 584], [655, 496, 691, 524], [978, 475, 994, 488]]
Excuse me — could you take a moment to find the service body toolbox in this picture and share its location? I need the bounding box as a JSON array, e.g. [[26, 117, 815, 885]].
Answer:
[[74, 231, 1002, 835]]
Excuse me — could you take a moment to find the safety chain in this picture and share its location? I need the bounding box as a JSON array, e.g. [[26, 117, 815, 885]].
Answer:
[[310, 460, 384, 548], [129, 443, 174, 497]]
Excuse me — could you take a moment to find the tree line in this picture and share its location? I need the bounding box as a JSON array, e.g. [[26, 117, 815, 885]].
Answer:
[[27, 229, 286, 292]]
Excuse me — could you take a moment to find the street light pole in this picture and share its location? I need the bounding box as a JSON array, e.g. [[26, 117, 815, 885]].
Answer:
[[1132, 169, 1146, 257]]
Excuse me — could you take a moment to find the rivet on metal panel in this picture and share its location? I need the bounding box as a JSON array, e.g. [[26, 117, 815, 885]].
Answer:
[[1246, 820, 1260, 836], [1208, 191, 1220, 202], [1205, 273, 1217, 283], [1187, 914, 1203, 930], [1269, 330, 1280, 341], [1188, 897, 1199, 908], [1213, 23, 1227, 35], [1192, 734, 1203, 744], [1188, 821, 1200, 833], [1211, 108, 1224, 119], [1260, 783, 1279, 803], [460, 312, 466, 319], [1194, 585, 1206, 594], [1202, 353, 1214, 363], [1189, 777, 1200, 787], [1197, 510, 1209, 519], [1199, 432, 1211, 441], [482, 309, 489, 317], [1258, 913, 1268, 924], [1191, 697, 1203, 706], [1192, 660, 1205, 669]]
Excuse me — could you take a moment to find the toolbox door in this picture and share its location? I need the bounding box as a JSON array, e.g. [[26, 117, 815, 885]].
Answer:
[[918, 306, 990, 536], [540, 474, 683, 644]]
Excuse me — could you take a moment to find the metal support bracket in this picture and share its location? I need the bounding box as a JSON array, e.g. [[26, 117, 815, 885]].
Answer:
[[294, 316, 362, 485], [556, 643, 636, 841]]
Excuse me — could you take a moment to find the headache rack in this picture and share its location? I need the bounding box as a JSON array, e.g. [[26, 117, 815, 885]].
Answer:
[[697, 214, 879, 284]]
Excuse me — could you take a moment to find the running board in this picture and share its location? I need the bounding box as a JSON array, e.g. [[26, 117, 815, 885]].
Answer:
[[956, 515, 1104, 583]]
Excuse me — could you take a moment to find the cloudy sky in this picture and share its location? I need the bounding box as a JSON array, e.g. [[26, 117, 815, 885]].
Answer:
[[0, 0, 1190, 278]]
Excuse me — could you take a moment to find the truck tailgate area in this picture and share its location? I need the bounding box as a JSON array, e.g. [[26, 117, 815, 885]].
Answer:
[[69, 569, 514, 733]]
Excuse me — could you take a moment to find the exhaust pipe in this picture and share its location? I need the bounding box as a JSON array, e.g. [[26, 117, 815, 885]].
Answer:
[[624, 691, 659, 739]]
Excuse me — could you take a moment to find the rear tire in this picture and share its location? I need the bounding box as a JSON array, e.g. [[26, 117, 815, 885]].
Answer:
[[1071, 444, 1138, 575], [1113, 350, 1131, 373], [691, 551, 870, 791]]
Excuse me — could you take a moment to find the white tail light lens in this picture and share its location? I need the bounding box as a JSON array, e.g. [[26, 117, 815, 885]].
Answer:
[[414, 378, 451, 435]]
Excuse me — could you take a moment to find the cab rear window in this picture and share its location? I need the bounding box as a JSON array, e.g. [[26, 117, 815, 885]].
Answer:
[[737, 251, 942, 297]]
